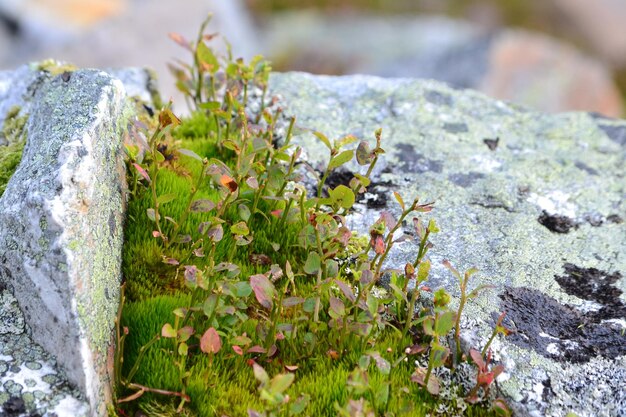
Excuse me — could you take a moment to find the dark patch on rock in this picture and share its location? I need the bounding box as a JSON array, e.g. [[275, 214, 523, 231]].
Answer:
[[499, 286, 626, 363], [598, 124, 626, 146], [324, 168, 389, 208], [483, 137, 499, 151], [443, 122, 468, 134], [470, 195, 514, 212], [584, 212, 604, 227], [108, 212, 116, 236], [395, 143, 443, 174], [61, 71, 71, 83], [555, 263, 625, 322], [424, 90, 452, 107], [574, 161, 598, 176], [448, 172, 485, 188], [324, 169, 353, 191], [1, 396, 25, 416], [538, 210, 577, 233], [607, 214, 623, 224]]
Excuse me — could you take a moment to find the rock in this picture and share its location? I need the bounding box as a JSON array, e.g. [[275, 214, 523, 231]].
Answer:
[[269, 72, 626, 416], [552, 0, 626, 68], [0, 67, 137, 416], [261, 12, 624, 117], [0, 0, 258, 114], [481, 30, 623, 117]]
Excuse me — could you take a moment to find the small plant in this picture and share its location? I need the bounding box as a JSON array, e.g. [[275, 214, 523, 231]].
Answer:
[[114, 16, 512, 417]]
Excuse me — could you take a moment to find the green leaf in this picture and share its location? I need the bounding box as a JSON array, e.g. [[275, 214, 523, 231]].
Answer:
[[289, 394, 311, 415], [356, 141, 373, 165], [325, 259, 339, 278], [427, 375, 440, 395], [178, 148, 203, 162], [417, 260, 431, 283], [334, 134, 358, 149], [303, 252, 321, 275], [328, 149, 354, 169], [157, 193, 176, 205], [190, 199, 215, 212], [442, 260, 460, 278], [312, 131, 332, 150], [329, 185, 355, 209], [177, 326, 194, 342], [238, 204, 251, 222], [269, 373, 295, 394], [435, 311, 456, 336], [430, 345, 449, 368], [374, 383, 390, 407], [369, 351, 391, 375], [303, 298, 316, 313], [146, 208, 157, 222], [154, 150, 165, 163], [230, 221, 249, 236], [161, 323, 176, 338], [328, 297, 345, 318], [252, 363, 270, 385], [178, 342, 188, 356], [282, 297, 305, 307], [393, 192, 405, 210], [197, 41, 219, 73], [428, 218, 440, 233], [422, 316, 435, 336]]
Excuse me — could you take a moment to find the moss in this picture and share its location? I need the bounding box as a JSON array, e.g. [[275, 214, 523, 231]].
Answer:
[[0, 106, 28, 197], [118, 110, 498, 416], [35, 59, 78, 76]]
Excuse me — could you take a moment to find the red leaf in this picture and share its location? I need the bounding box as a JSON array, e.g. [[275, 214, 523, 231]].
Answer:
[[200, 327, 222, 354], [232, 346, 244, 355], [220, 174, 238, 192], [469, 349, 485, 370], [247, 345, 266, 354], [133, 163, 151, 183], [334, 279, 356, 303], [372, 235, 385, 255], [478, 371, 495, 386], [168, 32, 190, 50], [250, 274, 275, 309]]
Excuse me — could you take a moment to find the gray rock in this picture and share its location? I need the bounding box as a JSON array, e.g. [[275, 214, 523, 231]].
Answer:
[[262, 12, 623, 117], [269, 72, 626, 417], [0, 68, 132, 416]]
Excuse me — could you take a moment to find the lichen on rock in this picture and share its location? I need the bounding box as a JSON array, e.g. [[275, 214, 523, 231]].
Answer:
[[269, 71, 625, 417]]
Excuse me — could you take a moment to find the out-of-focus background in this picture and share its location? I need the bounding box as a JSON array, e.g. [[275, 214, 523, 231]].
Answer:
[[1, 0, 625, 117]]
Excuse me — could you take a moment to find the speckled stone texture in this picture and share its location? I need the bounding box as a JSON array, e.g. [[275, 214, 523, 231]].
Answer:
[[0, 67, 134, 416], [269, 72, 625, 417]]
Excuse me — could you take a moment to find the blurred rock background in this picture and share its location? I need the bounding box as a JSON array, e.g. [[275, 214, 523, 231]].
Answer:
[[1, 0, 625, 117]]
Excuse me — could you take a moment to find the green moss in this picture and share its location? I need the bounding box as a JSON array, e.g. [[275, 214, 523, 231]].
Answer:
[[117, 42, 502, 415], [122, 115, 304, 301], [0, 106, 28, 197]]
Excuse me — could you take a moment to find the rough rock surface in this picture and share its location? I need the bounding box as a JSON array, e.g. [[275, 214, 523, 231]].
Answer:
[[262, 12, 624, 117], [269, 72, 626, 417], [553, 0, 626, 67], [0, 0, 256, 114], [0, 67, 135, 416]]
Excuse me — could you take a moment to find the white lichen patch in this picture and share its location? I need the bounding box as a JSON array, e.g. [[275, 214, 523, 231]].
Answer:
[[527, 190, 577, 218]]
